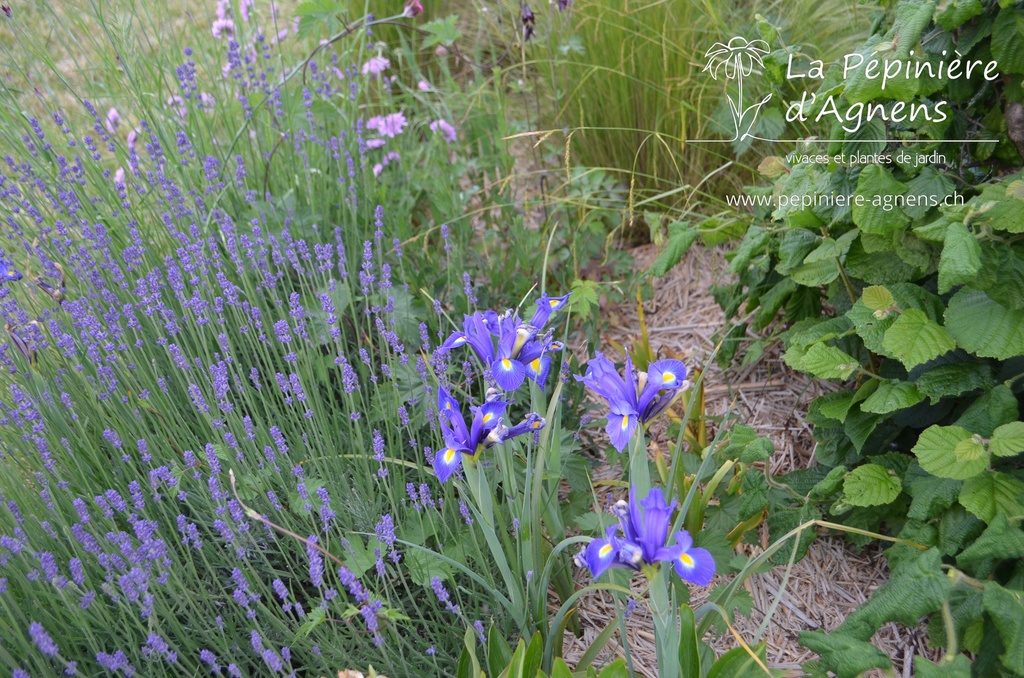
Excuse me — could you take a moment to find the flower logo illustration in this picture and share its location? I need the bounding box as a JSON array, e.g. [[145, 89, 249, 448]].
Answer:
[[702, 36, 773, 142]]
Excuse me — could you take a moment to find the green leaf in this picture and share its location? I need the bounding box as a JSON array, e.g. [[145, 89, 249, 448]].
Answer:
[[798, 631, 892, 678], [790, 257, 840, 287], [843, 464, 901, 506], [860, 381, 924, 414], [597, 659, 630, 678], [705, 644, 776, 678], [810, 466, 848, 500], [954, 385, 1019, 437], [906, 473, 963, 521], [816, 391, 858, 423], [839, 548, 952, 638], [739, 470, 769, 521], [959, 472, 1024, 523], [678, 604, 701, 678], [719, 424, 775, 463], [957, 515, 1024, 577], [991, 9, 1024, 75], [728, 226, 771, 274], [650, 223, 699, 276], [938, 221, 982, 293], [945, 288, 1024, 359], [934, 0, 984, 31], [913, 425, 989, 479], [421, 15, 463, 48], [954, 437, 986, 464], [852, 166, 910, 234], [881, 309, 956, 369], [991, 421, 1024, 458], [793, 343, 859, 380], [983, 582, 1024, 674], [862, 285, 894, 312], [914, 361, 997, 403], [488, 627, 513, 678], [913, 655, 972, 677], [777, 229, 820, 275], [550, 659, 574, 678]]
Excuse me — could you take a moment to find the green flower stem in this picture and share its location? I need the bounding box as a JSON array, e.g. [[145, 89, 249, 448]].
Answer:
[[647, 564, 681, 678], [628, 431, 651, 499], [461, 459, 527, 630]]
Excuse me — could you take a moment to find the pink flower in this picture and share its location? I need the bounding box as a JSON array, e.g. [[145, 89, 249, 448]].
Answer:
[[403, 0, 424, 17], [361, 56, 390, 77], [430, 119, 457, 143], [373, 152, 402, 176], [366, 138, 387, 150], [105, 107, 120, 135], [366, 112, 407, 138], [417, 80, 432, 91], [212, 18, 234, 38], [114, 167, 125, 183], [198, 92, 216, 111], [239, 0, 253, 21], [127, 128, 138, 151]]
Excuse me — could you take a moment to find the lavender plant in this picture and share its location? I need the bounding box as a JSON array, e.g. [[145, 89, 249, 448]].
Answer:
[[0, 1, 549, 675]]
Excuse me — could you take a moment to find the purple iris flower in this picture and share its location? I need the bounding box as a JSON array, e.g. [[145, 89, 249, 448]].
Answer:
[[583, 486, 714, 586], [433, 386, 546, 482], [576, 352, 688, 451], [438, 293, 570, 391]]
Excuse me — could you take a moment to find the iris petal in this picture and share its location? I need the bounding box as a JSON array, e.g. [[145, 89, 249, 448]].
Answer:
[[433, 446, 465, 483], [491, 357, 527, 391]]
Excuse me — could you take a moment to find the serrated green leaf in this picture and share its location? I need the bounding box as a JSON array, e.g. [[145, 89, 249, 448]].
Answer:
[[421, 15, 463, 48], [796, 343, 859, 379], [913, 425, 989, 479], [862, 285, 894, 312], [982, 582, 1024, 673], [777, 229, 820, 275], [954, 385, 1019, 437], [959, 472, 1024, 523], [728, 226, 771, 274], [991, 421, 1024, 458], [906, 473, 963, 521], [934, 0, 984, 31], [992, 9, 1024, 74], [843, 464, 901, 507], [914, 361, 997, 403], [881, 309, 956, 369], [860, 381, 924, 414], [798, 631, 892, 678], [938, 221, 982, 293], [945, 288, 1024, 359], [852, 166, 910, 234], [954, 437, 986, 463], [791, 257, 840, 286], [650, 224, 699, 276], [913, 655, 972, 677], [957, 515, 1024, 576], [817, 391, 858, 423], [810, 466, 848, 500]]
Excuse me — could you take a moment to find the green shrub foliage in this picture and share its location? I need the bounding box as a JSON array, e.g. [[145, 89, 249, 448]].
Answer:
[[716, 1, 1024, 674]]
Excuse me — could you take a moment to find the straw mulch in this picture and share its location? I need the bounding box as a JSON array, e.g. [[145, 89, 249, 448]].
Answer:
[[562, 242, 942, 676]]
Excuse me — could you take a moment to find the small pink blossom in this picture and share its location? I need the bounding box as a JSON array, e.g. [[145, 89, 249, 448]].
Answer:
[[113, 167, 125, 183], [361, 56, 390, 77], [166, 95, 187, 119], [212, 18, 234, 38], [127, 128, 138, 151], [417, 80, 432, 91], [366, 112, 407, 138], [430, 119, 457, 143], [373, 152, 402, 176], [105, 107, 120, 134], [239, 0, 253, 22], [366, 138, 387, 150], [403, 0, 424, 17], [198, 92, 216, 111]]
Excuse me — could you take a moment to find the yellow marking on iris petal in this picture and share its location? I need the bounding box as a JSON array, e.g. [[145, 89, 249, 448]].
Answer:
[[501, 359, 512, 370], [549, 299, 559, 307], [599, 544, 613, 558], [530, 358, 540, 372], [531, 421, 541, 429], [445, 402, 452, 410], [621, 415, 630, 430], [679, 553, 694, 568], [662, 372, 675, 384], [443, 448, 456, 464], [483, 412, 494, 423]]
